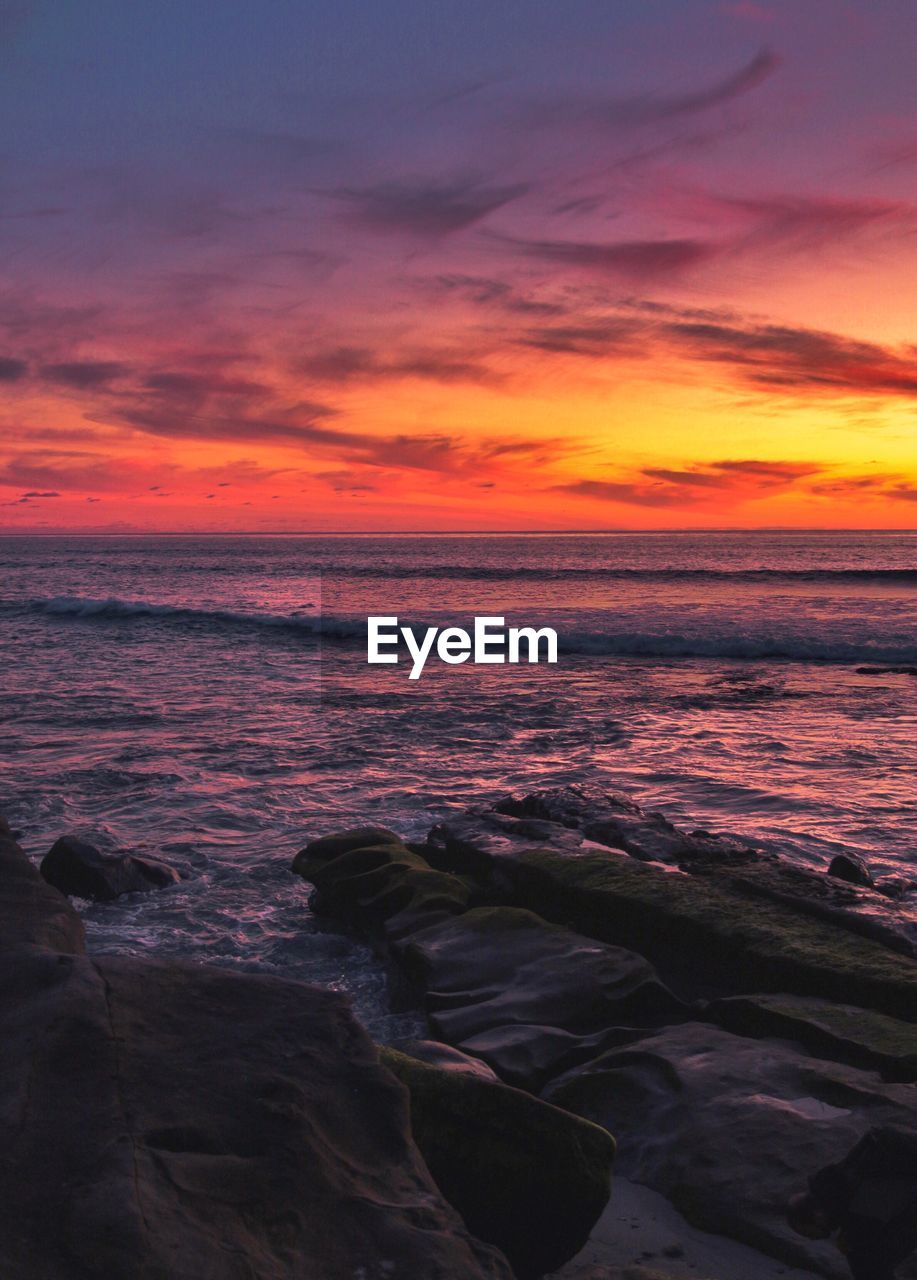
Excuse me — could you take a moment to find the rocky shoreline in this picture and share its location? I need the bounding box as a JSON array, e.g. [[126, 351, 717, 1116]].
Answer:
[[2, 787, 916, 1279]]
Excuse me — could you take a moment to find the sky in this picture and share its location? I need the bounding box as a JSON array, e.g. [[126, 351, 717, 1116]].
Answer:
[[1, 0, 917, 531]]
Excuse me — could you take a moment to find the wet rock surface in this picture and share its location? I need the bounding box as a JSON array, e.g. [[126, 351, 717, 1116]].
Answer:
[[40, 834, 182, 902], [295, 789, 917, 1278], [708, 993, 917, 1082], [295, 829, 473, 941], [399, 906, 685, 1090], [381, 1046, 615, 1280], [294, 829, 683, 1091], [400, 1038, 503, 1080], [1, 821, 513, 1280], [0, 816, 85, 955], [501, 848, 917, 1015], [543, 1022, 917, 1277], [827, 853, 873, 888], [428, 786, 915, 955]]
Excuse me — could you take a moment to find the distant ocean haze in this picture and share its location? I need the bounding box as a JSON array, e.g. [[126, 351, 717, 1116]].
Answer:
[[0, 530, 914, 1029]]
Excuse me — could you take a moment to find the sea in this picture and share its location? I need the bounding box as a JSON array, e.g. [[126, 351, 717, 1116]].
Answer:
[[1, 530, 914, 1037]]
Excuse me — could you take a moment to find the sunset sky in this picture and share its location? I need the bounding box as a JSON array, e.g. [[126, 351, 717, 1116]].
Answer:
[[2, 0, 917, 531]]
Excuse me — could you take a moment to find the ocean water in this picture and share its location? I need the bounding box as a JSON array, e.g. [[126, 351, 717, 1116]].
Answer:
[[1, 531, 915, 1034]]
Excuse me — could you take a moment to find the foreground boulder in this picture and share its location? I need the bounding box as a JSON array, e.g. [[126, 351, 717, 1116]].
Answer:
[[544, 1021, 917, 1277], [0, 956, 512, 1280], [2, 822, 512, 1279], [41, 834, 181, 902], [382, 1047, 615, 1279], [0, 817, 85, 954]]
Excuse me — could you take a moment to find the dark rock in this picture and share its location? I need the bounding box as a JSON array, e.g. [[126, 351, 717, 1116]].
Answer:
[[827, 852, 874, 888], [560, 1271, 696, 1280], [41, 835, 181, 902], [294, 836, 472, 941], [713, 856, 914, 956], [708, 993, 917, 1082], [855, 665, 917, 676], [2, 825, 512, 1280], [877, 875, 917, 899], [399, 1039, 502, 1081], [0, 955, 512, 1280], [426, 807, 586, 873], [430, 785, 693, 868], [293, 825, 404, 867], [380, 1046, 615, 1280], [294, 833, 684, 1091], [544, 1021, 917, 1276], [500, 848, 917, 1018], [425, 782, 719, 875], [429, 789, 916, 958], [0, 824, 85, 955], [398, 906, 686, 1091]]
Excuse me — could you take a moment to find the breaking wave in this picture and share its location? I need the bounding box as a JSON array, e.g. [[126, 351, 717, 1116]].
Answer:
[[10, 594, 915, 665]]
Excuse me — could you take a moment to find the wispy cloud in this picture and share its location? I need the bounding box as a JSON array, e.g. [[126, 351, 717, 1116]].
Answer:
[[297, 344, 501, 386], [41, 361, 130, 388], [331, 176, 527, 235], [522, 50, 779, 130], [809, 473, 917, 503], [0, 450, 146, 492], [557, 458, 826, 509], [642, 467, 731, 488], [517, 319, 642, 355], [712, 458, 823, 482], [492, 234, 717, 279], [664, 319, 917, 397], [721, 193, 908, 252], [0, 356, 27, 380], [555, 478, 693, 508]]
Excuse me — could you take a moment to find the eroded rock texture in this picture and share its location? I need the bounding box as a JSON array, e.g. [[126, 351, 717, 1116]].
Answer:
[[1, 820, 513, 1280], [295, 792, 917, 1279]]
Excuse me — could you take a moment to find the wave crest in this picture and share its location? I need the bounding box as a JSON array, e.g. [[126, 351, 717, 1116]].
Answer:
[[7, 594, 915, 665]]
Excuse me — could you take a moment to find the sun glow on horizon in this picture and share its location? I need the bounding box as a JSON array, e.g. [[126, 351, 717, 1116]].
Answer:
[[2, 2, 916, 532]]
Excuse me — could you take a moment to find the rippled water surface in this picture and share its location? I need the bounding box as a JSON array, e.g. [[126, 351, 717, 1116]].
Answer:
[[2, 531, 914, 1031]]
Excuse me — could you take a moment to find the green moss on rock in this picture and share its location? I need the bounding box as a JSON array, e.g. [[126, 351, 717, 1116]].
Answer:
[[504, 850, 917, 1019], [292, 826, 403, 870], [380, 1046, 615, 1280], [708, 994, 917, 1080], [293, 837, 472, 939]]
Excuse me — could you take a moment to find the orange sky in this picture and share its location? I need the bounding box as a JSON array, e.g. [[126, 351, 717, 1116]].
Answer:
[[2, 1, 916, 531]]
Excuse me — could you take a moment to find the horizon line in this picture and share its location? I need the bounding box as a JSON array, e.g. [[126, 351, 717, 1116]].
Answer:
[[1, 527, 915, 538]]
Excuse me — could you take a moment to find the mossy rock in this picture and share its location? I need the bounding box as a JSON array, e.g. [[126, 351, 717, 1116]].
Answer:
[[380, 1046, 615, 1280], [292, 826, 403, 870], [293, 837, 472, 939], [708, 994, 917, 1081], [505, 850, 917, 1019]]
